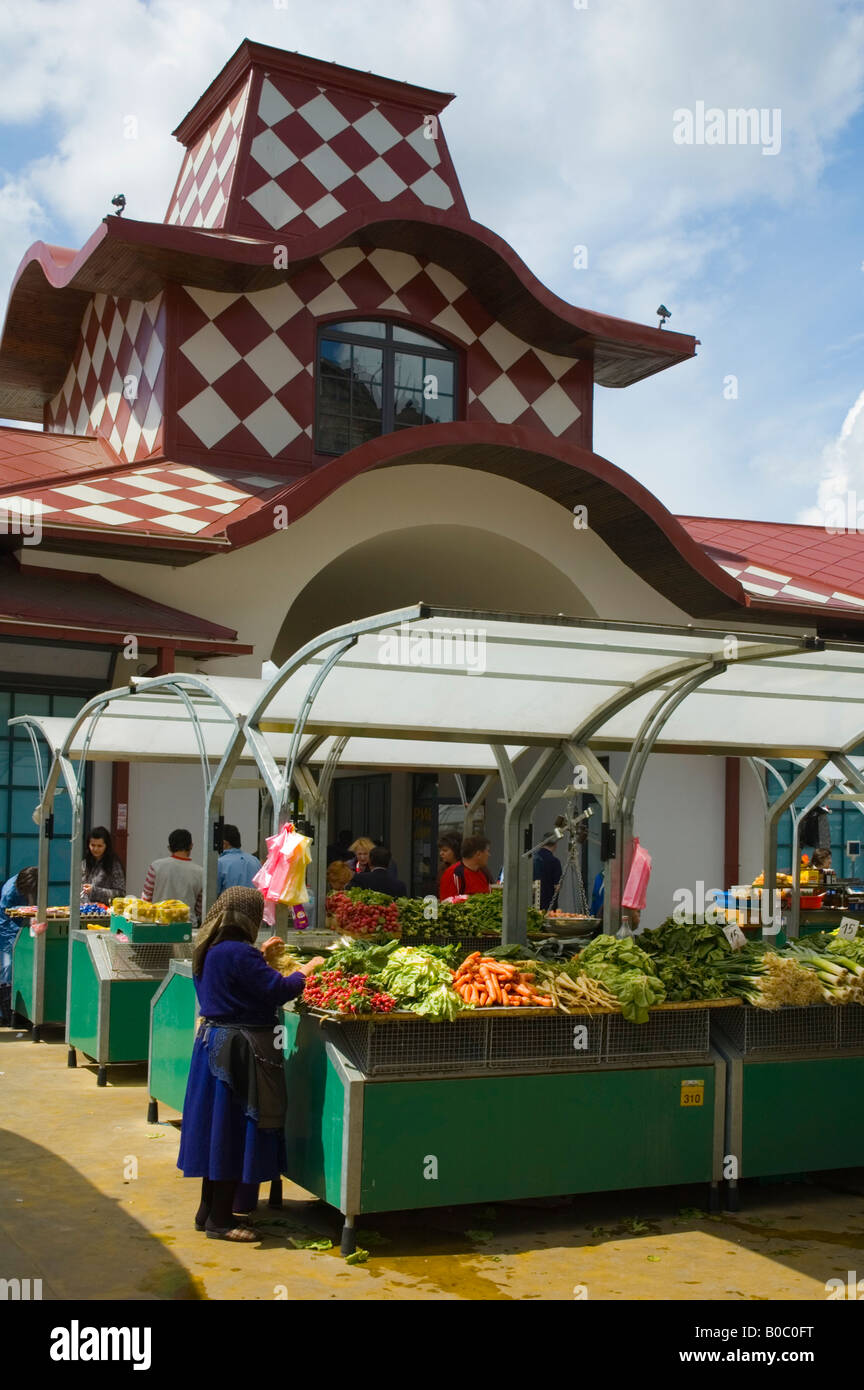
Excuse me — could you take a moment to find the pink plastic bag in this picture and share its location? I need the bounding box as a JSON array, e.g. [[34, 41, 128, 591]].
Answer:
[[253, 822, 312, 925], [622, 839, 652, 911]]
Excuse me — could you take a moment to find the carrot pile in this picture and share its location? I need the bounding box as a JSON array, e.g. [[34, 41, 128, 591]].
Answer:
[[452, 953, 553, 1008]]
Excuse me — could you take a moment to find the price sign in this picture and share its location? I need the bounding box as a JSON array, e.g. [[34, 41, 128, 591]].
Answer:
[[838, 917, 860, 941], [680, 1079, 705, 1108], [723, 922, 747, 950]]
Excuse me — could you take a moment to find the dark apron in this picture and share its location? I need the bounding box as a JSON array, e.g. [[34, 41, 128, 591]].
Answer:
[[199, 1019, 287, 1132]]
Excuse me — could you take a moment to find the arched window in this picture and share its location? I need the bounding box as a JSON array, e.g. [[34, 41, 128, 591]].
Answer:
[[315, 319, 459, 455]]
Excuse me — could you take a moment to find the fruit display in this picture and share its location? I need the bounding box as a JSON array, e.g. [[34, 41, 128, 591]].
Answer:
[[155, 899, 190, 924], [112, 897, 188, 923]]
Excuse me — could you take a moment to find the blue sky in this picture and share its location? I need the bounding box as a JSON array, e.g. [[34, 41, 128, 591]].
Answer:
[[1, 0, 863, 525]]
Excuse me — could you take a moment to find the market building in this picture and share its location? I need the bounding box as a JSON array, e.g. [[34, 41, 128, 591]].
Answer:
[[2, 38, 864, 921]]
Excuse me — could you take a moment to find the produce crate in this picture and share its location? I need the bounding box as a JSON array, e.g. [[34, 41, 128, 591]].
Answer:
[[604, 1007, 711, 1063], [717, 1004, 839, 1055], [110, 914, 193, 944]]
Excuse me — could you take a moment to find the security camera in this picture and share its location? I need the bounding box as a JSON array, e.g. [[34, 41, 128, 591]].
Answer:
[[111, 193, 126, 216], [657, 304, 671, 328]]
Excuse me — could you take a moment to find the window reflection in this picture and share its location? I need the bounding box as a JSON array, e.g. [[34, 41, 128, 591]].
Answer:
[[317, 320, 458, 454]]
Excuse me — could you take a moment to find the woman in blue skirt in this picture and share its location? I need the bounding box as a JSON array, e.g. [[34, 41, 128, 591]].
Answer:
[[178, 885, 324, 1242]]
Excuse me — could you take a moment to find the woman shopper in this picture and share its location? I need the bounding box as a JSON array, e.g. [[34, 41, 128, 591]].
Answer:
[[348, 836, 375, 873], [177, 886, 324, 1242], [0, 866, 37, 1025], [81, 826, 126, 906]]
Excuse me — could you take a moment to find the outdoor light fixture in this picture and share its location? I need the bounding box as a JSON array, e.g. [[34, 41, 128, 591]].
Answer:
[[111, 193, 126, 216], [657, 304, 671, 328]]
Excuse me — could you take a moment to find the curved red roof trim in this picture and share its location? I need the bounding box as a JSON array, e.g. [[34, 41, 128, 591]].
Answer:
[[225, 420, 746, 616], [0, 208, 697, 417]]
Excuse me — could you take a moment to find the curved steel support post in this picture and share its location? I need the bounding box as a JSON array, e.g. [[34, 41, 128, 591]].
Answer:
[[762, 758, 828, 939], [497, 745, 568, 945], [276, 636, 357, 814]]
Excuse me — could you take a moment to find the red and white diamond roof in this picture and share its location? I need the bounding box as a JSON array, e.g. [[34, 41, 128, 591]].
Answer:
[[166, 74, 252, 230], [679, 516, 864, 612], [46, 292, 165, 464], [166, 42, 465, 238], [0, 444, 281, 540]]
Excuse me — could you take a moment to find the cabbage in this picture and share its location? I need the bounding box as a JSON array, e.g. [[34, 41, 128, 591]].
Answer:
[[378, 948, 461, 1020]]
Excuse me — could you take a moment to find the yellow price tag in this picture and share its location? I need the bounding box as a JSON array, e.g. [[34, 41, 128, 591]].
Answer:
[[680, 1079, 704, 1107]]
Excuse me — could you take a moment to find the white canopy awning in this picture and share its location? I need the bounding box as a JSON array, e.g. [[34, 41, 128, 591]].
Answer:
[[12, 605, 864, 935], [9, 711, 520, 773], [130, 613, 864, 759]]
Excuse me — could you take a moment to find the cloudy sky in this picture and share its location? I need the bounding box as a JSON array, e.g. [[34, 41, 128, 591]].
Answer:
[[1, 0, 863, 524]]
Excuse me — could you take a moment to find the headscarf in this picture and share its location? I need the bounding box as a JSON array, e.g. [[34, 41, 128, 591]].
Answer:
[[193, 886, 264, 976]]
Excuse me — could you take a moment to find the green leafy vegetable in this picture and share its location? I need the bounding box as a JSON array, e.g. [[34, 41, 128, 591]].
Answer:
[[576, 934, 665, 1023], [378, 946, 461, 1020]]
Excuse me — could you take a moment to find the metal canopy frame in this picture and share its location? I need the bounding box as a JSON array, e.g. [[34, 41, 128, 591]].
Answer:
[[10, 606, 864, 956], [746, 753, 864, 938]]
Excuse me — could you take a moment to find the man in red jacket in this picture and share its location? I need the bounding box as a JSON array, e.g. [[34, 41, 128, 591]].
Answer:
[[439, 836, 492, 900]]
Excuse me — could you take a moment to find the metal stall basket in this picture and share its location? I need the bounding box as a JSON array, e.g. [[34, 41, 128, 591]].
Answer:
[[68, 922, 193, 1085]]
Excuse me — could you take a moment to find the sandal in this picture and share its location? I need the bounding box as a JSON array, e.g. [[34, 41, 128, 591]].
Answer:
[[205, 1226, 259, 1242], [196, 1214, 253, 1232]]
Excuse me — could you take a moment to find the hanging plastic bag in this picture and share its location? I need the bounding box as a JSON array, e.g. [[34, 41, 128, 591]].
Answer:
[[253, 822, 312, 926], [621, 838, 652, 911]]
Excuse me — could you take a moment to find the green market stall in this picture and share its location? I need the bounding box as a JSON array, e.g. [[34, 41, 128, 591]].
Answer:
[[123, 609, 864, 1244], [281, 1003, 728, 1245], [67, 914, 194, 1086], [10, 913, 69, 1035], [6, 718, 84, 1040], [14, 606, 864, 1237], [712, 1004, 864, 1207], [8, 700, 301, 1081]]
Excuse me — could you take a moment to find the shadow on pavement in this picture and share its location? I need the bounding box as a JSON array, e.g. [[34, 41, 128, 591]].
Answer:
[[0, 1128, 204, 1300]]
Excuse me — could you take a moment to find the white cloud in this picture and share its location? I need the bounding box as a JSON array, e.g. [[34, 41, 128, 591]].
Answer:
[[798, 388, 864, 526]]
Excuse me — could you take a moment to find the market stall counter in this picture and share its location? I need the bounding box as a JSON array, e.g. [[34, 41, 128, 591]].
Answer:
[[68, 902, 193, 1085], [712, 1004, 864, 1207], [282, 1001, 728, 1251], [10, 906, 108, 1039]]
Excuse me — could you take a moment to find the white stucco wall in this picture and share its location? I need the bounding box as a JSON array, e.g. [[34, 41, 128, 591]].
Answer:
[[633, 754, 727, 928], [125, 763, 259, 897], [23, 464, 689, 681], [18, 466, 765, 905], [739, 760, 766, 887]]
